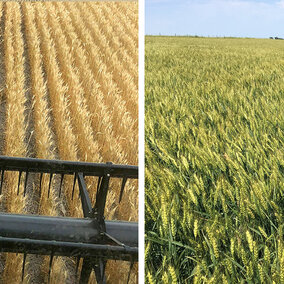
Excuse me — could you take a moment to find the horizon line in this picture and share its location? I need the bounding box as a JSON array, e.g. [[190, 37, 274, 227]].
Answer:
[[145, 34, 284, 40]]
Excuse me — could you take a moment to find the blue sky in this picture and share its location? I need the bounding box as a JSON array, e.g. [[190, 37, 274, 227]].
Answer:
[[146, 0, 284, 38]]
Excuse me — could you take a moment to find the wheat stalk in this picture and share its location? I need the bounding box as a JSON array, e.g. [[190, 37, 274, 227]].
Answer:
[[54, 2, 128, 165], [96, 3, 138, 85], [86, 3, 138, 118], [64, 2, 138, 165]]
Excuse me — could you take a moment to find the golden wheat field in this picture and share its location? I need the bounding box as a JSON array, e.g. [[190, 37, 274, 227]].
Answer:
[[0, 1, 138, 283]]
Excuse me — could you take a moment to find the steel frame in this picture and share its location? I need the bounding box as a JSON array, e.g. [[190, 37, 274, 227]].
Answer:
[[0, 156, 138, 283]]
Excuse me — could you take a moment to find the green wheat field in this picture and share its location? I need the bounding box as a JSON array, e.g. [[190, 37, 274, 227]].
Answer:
[[145, 36, 284, 283]]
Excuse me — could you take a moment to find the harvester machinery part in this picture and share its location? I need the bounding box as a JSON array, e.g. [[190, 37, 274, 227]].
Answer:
[[0, 156, 138, 283]]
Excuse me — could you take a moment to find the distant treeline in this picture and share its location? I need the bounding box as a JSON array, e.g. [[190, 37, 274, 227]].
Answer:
[[270, 37, 284, 40]]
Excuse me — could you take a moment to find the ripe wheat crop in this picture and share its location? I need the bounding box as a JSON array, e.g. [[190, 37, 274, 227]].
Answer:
[[0, 2, 138, 283], [145, 36, 284, 283]]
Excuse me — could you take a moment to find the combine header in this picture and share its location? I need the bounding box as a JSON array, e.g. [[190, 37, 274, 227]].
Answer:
[[0, 156, 138, 283]]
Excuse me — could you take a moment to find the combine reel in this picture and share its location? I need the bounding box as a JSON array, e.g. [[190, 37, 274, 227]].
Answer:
[[0, 156, 138, 283]]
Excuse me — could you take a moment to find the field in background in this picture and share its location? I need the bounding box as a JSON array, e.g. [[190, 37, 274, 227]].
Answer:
[[145, 36, 283, 283], [0, 2, 138, 283]]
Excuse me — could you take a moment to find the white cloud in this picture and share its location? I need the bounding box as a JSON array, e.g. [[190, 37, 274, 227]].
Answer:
[[277, 0, 284, 8]]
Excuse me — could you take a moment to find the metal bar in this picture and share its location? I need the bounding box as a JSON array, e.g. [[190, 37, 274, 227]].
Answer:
[[97, 176, 102, 193], [22, 253, 27, 282], [48, 254, 54, 283], [0, 237, 138, 261], [17, 171, 22, 195], [119, 177, 128, 203], [94, 173, 111, 221], [79, 257, 93, 284], [78, 173, 92, 217], [39, 173, 43, 197], [0, 169, 4, 195], [0, 155, 139, 281], [105, 221, 138, 247], [59, 173, 64, 197], [94, 259, 106, 284], [0, 156, 138, 178], [75, 256, 80, 281], [48, 173, 53, 198], [0, 213, 138, 247], [71, 173, 77, 200], [23, 171, 29, 197], [126, 260, 134, 284], [104, 232, 126, 247]]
